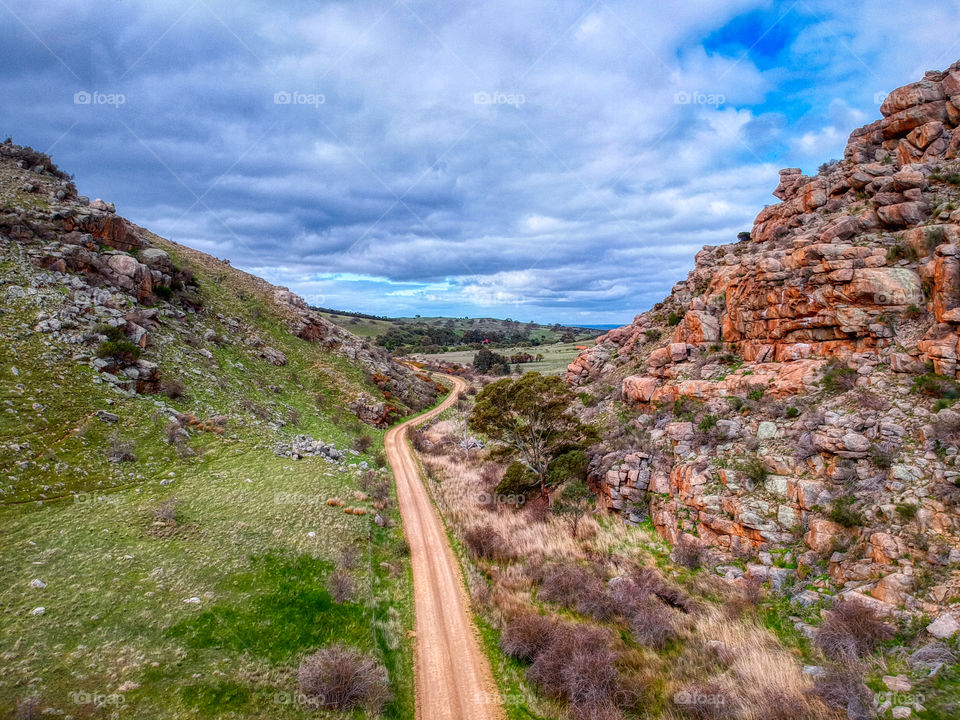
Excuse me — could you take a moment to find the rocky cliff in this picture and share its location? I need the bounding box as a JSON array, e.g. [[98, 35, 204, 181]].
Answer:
[[0, 140, 437, 429], [568, 62, 960, 625]]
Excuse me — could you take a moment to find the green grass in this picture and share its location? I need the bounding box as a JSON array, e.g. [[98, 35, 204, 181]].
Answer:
[[415, 341, 591, 376], [0, 233, 419, 718]]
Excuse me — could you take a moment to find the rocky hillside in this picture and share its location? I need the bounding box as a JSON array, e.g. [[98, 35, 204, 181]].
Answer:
[[0, 142, 438, 717], [569, 62, 960, 629]]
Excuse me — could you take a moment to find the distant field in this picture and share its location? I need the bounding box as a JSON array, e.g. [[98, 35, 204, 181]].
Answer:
[[413, 340, 593, 375], [313, 309, 602, 348]]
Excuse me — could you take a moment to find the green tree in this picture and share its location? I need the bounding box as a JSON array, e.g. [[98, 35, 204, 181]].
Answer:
[[469, 373, 590, 501], [553, 479, 594, 537]]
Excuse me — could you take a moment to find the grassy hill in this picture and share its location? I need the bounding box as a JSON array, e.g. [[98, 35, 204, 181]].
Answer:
[[0, 141, 437, 718], [314, 307, 603, 354]]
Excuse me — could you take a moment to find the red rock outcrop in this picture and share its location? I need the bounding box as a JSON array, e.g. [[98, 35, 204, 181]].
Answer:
[[571, 61, 960, 613]]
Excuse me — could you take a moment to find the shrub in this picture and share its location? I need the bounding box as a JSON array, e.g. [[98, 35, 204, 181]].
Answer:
[[463, 524, 513, 562], [501, 614, 558, 662], [154, 284, 173, 301], [814, 598, 894, 662], [912, 373, 960, 399], [152, 499, 180, 525], [96, 339, 141, 364], [672, 536, 702, 569], [667, 312, 682, 326], [738, 456, 767, 485], [895, 503, 919, 521], [813, 667, 872, 716], [644, 328, 663, 343], [526, 623, 620, 720], [827, 495, 863, 528], [106, 431, 136, 462], [737, 231, 751, 242], [160, 377, 186, 399], [747, 388, 764, 402], [628, 597, 678, 649], [819, 360, 857, 394], [538, 564, 595, 606], [352, 435, 373, 453], [327, 568, 355, 603], [297, 644, 391, 714], [698, 414, 718, 431], [871, 440, 900, 469], [496, 461, 537, 496], [785, 406, 800, 419]]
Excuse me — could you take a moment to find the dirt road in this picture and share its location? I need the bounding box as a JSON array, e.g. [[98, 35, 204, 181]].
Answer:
[[384, 375, 505, 720]]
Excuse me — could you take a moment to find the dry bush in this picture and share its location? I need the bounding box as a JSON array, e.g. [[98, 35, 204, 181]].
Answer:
[[352, 435, 373, 453], [338, 545, 360, 571], [410, 429, 431, 452], [854, 389, 890, 411], [500, 613, 559, 662], [628, 597, 678, 649], [523, 497, 552, 523], [463, 524, 513, 562], [160, 377, 187, 399], [614, 568, 696, 615], [526, 623, 621, 720], [152, 499, 180, 525], [328, 568, 356, 603], [931, 411, 960, 446], [672, 536, 703, 569], [479, 462, 504, 488], [538, 563, 595, 605], [814, 598, 893, 662], [813, 666, 872, 717], [297, 644, 391, 715], [106, 431, 136, 463]]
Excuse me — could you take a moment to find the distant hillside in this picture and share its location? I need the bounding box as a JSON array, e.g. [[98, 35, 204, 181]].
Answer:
[[313, 307, 603, 354]]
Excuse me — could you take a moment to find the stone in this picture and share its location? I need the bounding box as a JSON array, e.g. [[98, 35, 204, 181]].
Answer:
[[757, 421, 777, 440], [29, 579, 45, 589], [882, 675, 912, 692], [841, 433, 871, 453], [622, 375, 658, 403], [31, 607, 45, 616], [892, 707, 912, 719], [926, 613, 959, 639], [96, 410, 120, 423], [106, 253, 140, 277]]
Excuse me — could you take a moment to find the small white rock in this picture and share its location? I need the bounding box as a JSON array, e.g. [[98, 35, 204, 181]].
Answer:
[[184, 596, 201, 604], [29, 578, 46, 589], [31, 606, 46, 616], [307, 531, 316, 538]]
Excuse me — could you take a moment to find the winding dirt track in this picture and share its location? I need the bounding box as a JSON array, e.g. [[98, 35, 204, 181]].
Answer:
[[385, 375, 505, 720]]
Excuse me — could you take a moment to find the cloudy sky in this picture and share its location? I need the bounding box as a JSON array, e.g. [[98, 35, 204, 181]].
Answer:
[[2, 1, 959, 324]]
